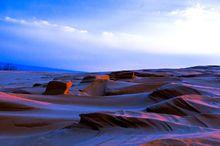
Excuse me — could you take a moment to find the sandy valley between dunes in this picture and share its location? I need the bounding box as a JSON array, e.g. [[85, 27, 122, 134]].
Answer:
[[0, 66, 220, 146]]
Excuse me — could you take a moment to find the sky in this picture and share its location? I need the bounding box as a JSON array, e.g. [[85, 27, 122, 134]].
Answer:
[[0, 0, 220, 71]]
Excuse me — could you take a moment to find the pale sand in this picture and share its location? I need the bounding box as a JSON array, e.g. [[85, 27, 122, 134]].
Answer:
[[0, 67, 219, 146]]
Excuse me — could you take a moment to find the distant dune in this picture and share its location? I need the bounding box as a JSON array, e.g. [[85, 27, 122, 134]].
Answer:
[[0, 66, 219, 146], [0, 62, 82, 73]]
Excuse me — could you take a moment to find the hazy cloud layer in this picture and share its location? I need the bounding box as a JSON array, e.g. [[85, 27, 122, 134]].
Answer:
[[0, 0, 220, 71]]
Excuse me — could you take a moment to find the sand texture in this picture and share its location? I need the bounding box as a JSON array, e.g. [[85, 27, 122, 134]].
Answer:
[[0, 66, 219, 145]]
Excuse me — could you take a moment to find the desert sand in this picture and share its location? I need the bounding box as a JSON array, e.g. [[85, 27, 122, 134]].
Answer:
[[0, 66, 219, 146]]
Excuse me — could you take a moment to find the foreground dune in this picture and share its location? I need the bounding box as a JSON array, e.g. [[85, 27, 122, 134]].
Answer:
[[0, 66, 219, 145]]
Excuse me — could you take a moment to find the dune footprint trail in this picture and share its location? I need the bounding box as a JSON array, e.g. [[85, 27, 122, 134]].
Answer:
[[0, 66, 219, 146]]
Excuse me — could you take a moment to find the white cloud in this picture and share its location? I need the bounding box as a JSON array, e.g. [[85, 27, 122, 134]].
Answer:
[[102, 31, 114, 37], [3, 5, 220, 56], [3, 16, 148, 51], [98, 3, 220, 55], [5, 16, 17, 23], [4, 16, 88, 34], [61, 26, 76, 32], [165, 3, 220, 54]]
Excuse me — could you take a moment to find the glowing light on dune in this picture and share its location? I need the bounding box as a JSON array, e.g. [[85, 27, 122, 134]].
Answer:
[[0, 92, 50, 105]]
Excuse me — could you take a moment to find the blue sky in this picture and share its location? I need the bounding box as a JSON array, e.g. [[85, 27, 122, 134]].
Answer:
[[0, 0, 220, 71]]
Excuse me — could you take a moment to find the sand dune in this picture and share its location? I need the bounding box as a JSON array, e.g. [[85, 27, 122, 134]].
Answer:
[[146, 94, 220, 116], [78, 111, 219, 131], [0, 67, 219, 145], [143, 132, 220, 146]]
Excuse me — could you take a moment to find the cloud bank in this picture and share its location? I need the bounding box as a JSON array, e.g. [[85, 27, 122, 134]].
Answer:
[[3, 2, 220, 55], [1, 1, 220, 71]]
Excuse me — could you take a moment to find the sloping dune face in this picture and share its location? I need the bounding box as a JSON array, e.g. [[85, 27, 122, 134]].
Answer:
[[0, 67, 220, 145]]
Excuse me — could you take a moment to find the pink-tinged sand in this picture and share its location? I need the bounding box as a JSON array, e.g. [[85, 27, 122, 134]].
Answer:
[[0, 68, 219, 146]]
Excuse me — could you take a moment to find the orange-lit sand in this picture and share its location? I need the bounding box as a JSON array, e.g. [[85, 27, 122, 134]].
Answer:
[[0, 67, 219, 145]]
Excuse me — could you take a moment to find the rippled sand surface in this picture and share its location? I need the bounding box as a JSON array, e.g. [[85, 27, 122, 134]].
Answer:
[[0, 66, 219, 146]]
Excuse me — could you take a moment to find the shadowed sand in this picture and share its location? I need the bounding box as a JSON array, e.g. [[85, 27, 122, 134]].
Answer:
[[0, 67, 219, 145]]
